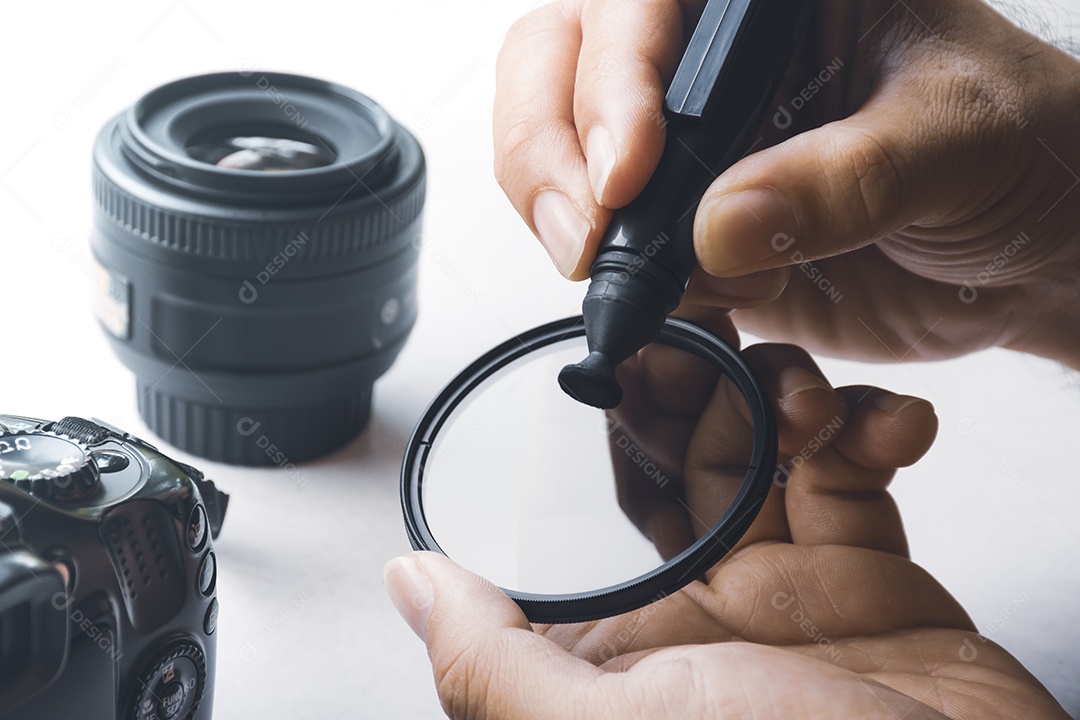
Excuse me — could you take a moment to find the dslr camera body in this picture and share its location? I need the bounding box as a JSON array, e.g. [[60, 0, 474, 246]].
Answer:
[[0, 414, 227, 720]]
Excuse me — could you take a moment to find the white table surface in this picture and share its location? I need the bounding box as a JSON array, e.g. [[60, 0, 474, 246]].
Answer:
[[2, 1, 1078, 717]]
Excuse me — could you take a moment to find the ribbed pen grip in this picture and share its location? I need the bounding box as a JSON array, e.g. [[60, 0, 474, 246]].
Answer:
[[137, 382, 372, 466]]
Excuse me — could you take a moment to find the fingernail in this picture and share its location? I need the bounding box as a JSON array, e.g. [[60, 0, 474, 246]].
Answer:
[[874, 394, 926, 414], [777, 365, 831, 401], [586, 125, 617, 205], [384, 556, 434, 641], [696, 188, 798, 276], [533, 190, 590, 278]]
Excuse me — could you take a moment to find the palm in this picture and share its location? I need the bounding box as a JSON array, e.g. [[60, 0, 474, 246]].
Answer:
[[534, 352, 1067, 718], [539, 542, 1065, 719], [401, 346, 1070, 719]]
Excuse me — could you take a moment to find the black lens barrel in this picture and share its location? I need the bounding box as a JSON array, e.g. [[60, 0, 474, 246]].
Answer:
[[92, 72, 425, 465]]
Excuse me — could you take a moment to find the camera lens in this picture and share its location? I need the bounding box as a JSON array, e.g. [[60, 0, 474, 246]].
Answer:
[[91, 72, 425, 465]]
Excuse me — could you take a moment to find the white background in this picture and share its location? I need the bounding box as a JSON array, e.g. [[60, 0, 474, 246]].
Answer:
[[1, 0, 1079, 717]]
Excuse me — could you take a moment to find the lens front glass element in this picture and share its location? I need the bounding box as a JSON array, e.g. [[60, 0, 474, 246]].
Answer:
[[186, 133, 334, 171]]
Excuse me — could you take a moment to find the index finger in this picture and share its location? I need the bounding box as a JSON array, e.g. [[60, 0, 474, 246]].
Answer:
[[493, 0, 694, 280], [494, 3, 605, 279]]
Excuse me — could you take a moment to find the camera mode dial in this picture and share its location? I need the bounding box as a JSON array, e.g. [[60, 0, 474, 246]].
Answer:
[[129, 641, 207, 720], [0, 430, 101, 503]]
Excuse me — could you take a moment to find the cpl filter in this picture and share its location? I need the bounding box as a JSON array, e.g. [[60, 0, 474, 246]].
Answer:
[[401, 318, 778, 624], [91, 72, 425, 465]]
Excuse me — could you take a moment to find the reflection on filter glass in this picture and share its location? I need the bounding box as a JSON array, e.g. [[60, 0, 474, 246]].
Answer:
[[422, 340, 756, 596]]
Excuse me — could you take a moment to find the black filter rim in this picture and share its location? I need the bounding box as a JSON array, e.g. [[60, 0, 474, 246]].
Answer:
[[400, 316, 778, 624]]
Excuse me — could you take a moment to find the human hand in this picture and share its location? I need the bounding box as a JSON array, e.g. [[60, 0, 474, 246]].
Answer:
[[385, 348, 1069, 719], [494, 0, 1080, 367], [599, 315, 846, 562]]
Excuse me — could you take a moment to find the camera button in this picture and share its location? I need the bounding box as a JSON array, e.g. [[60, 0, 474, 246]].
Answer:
[[186, 505, 208, 551], [159, 682, 186, 719], [92, 449, 130, 473], [129, 642, 205, 720], [197, 551, 216, 596], [204, 597, 219, 635]]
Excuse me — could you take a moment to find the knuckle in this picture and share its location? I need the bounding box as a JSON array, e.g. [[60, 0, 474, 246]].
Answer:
[[493, 113, 542, 194], [858, 140, 904, 228], [821, 125, 907, 233], [619, 657, 701, 717], [499, 3, 569, 67], [434, 629, 533, 720], [942, 69, 1013, 138], [435, 644, 495, 720]]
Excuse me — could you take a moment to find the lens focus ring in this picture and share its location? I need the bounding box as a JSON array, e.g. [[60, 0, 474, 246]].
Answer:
[[91, 163, 425, 263]]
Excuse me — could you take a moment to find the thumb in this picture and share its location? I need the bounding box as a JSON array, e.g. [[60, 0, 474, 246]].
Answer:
[[384, 552, 610, 720], [692, 97, 961, 278]]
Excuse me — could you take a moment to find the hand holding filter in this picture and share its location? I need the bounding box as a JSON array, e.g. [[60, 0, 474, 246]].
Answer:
[[560, 0, 817, 409], [401, 318, 778, 624]]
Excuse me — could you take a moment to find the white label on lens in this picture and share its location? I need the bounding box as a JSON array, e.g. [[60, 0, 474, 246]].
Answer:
[[90, 253, 131, 340], [380, 298, 401, 326]]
